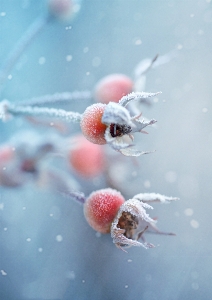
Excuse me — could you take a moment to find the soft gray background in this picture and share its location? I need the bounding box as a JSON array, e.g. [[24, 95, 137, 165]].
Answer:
[[0, 0, 212, 299]]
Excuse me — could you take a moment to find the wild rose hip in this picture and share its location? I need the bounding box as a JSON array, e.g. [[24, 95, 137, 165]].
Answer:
[[80, 189, 178, 250], [94, 74, 133, 104], [80, 103, 107, 145], [84, 188, 125, 233], [68, 135, 105, 178], [1, 91, 160, 156]]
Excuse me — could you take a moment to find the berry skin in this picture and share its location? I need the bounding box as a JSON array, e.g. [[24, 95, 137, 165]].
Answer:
[[94, 74, 133, 104], [0, 146, 14, 165], [80, 103, 107, 145], [48, 0, 80, 20], [84, 188, 125, 233], [68, 135, 105, 178]]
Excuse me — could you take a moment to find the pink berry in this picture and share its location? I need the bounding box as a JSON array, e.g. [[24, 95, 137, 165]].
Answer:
[[68, 135, 105, 178], [80, 103, 107, 145], [48, 0, 74, 19], [0, 145, 14, 165], [94, 74, 133, 104], [84, 188, 125, 233]]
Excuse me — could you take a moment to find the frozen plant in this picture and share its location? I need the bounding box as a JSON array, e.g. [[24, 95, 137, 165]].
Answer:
[[0, 91, 159, 156], [63, 188, 178, 251]]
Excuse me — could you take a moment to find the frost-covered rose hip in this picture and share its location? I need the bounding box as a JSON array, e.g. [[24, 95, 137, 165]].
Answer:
[[94, 74, 133, 104], [84, 188, 125, 233], [80, 103, 107, 145], [68, 135, 105, 178], [1, 92, 159, 156]]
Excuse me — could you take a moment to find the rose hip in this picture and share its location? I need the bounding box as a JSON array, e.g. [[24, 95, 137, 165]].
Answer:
[[84, 188, 125, 233], [80, 103, 107, 145], [94, 74, 133, 104]]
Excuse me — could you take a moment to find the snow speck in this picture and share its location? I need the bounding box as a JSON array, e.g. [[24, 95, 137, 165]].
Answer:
[[177, 44, 183, 50], [1, 270, 7, 276], [127, 259, 132, 263], [65, 26, 72, 30], [66, 55, 73, 62], [190, 219, 199, 229], [0, 12, 6, 17], [56, 235, 63, 242], [125, 285, 129, 289], [202, 108, 208, 113], [66, 271, 76, 280], [38, 57, 46, 65], [184, 208, 194, 216], [134, 38, 142, 45], [0, 203, 4, 210], [8, 75, 12, 80], [83, 47, 89, 53], [26, 238, 31, 242], [3, 227, 7, 231], [144, 180, 151, 188], [38, 248, 43, 252]]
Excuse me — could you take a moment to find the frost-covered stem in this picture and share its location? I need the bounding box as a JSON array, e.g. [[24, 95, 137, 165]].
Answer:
[[19, 90, 92, 106], [119, 91, 162, 107], [0, 15, 52, 93], [133, 193, 179, 203], [60, 190, 86, 205], [6, 103, 82, 122]]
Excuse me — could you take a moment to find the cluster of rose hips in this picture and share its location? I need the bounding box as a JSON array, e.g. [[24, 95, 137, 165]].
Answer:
[[0, 0, 178, 251]]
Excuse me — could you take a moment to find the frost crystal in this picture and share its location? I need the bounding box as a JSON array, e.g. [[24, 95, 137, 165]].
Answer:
[[111, 192, 178, 250], [102, 92, 158, 156]]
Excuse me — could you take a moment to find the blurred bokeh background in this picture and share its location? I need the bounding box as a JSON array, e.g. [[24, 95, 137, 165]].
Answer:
[[0, 0, 212, 299]]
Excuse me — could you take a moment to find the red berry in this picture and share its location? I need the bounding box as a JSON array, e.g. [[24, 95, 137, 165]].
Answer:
[[48, 0, 74, 19], [68, 135, 105, 178], [0, 146, 14, 165], [80, 103, 107, 145], [94, 74, 133, 104], [84, 188, 125, 233]]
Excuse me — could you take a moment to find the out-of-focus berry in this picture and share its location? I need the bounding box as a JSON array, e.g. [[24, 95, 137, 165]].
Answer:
[[47, 0, 81, 21], [68, 135, 105, 178], [0, 145, 14, 166], [94, 74, 133, 104], [80, 103, 107, 145], [84, 188, 125, 233]]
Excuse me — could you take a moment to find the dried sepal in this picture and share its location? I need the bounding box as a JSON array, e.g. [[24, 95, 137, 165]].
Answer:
[[119, 147, 153, 157], [131, 116, 157, 133], [119, 91, 161, 108], [111, 199, 156, 249], [102, 101, 156, 156], [133, 193, 179, 203]]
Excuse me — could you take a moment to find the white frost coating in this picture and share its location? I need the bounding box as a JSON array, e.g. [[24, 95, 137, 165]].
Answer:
[[19, 90, 92, 106], [102, 97, 157, 156], [102, 102, 134, 127], [4, 102, 82, 123], [111, 199, 156, 249], [133, 193, 179, 203], [119, 147, 153, 157], [119, 91, 161, 107], [0, 100, 11, 121], [131, 117, 157, 133]]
